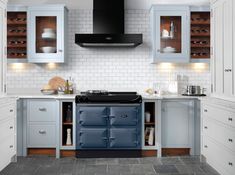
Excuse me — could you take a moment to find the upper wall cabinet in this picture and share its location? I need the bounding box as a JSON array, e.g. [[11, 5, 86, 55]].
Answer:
[[0, 0, 7, 94], [27, 5, 68, 63], [150, 5, 190, 63]]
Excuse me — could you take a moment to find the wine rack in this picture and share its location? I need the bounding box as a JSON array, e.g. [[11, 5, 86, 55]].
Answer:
[[7, 12, 27, 59], [191, 12, 210, 59]]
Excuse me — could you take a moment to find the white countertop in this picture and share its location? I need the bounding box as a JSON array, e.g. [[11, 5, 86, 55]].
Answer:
[[6, 93, 77, 99], [142, 94, 204, 100], [6, 92, 205, 100]]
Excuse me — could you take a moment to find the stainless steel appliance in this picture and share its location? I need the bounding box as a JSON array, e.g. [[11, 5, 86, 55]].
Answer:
[[182, 86, 206, 96]]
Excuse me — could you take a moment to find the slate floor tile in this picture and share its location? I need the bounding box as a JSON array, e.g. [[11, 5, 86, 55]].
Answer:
[[118, 158, 140, 164], [139, 157, 162, 165], [84, 165, 107, 174], [153, 165, 179, 174], [160, 157, 184, 165], [107, 164, 131, 174], [130, 164, 155, 174], [96, 158, 119, 165]]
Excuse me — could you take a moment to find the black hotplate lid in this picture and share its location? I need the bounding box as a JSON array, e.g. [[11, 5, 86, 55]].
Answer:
[[75, 92, 142, 104]]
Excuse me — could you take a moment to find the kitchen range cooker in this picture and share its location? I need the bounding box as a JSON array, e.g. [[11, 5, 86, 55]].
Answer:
[[75, 91, 142, 158]]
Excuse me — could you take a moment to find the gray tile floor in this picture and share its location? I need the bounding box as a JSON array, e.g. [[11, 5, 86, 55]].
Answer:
[[0, 156, 220, 175]]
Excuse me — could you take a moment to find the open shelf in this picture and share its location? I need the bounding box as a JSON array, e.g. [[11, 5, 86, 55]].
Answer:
[[62, 102, 73, 147], [144, 102, 156, 147]]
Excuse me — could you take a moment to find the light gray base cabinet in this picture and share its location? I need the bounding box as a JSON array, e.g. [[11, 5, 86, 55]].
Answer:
[[27, 100, 57, 148], [161, 99, 198, 155]]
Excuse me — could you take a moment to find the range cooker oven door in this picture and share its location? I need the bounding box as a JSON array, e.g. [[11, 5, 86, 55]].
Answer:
[[78, 107, 108, 126], [79, 128, 108, 148], [109, 128, 139, 148], [109, 107, 139, 126]]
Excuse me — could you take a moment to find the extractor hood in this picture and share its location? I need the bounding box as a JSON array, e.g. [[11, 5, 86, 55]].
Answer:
[[75, 0, 143, 47]]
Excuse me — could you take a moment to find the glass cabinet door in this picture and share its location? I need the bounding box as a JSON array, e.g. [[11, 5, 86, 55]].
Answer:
[[35, 16, 57, 54], [160, 16, 182, 54], [28, 10, 64, 63], [152, 7, 190, 63]]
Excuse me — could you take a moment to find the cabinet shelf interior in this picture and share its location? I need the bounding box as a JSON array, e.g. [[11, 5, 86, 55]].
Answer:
[[62, 102, 73, 146]]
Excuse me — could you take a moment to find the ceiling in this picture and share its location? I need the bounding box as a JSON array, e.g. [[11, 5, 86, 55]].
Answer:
[[8, 0, 210, 9]]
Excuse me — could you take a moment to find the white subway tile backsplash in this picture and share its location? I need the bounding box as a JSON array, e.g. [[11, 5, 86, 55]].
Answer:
[[7, 9, 211, 94]]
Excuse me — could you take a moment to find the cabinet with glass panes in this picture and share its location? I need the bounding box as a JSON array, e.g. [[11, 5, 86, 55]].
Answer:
[[150, 5, 190, 63], [27, 5, 68, 63]]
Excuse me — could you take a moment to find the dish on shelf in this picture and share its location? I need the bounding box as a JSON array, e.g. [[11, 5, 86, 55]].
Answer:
[[162, 46, 176, 53], [42, 28, 56, 39], [42, 33, 56, 39], [41, 46, 56, 53]]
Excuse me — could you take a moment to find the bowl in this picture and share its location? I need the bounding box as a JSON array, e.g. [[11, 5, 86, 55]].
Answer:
[[41, 47, 56, 53], [43, 28, 55, 33], [41, 89, 56, 95], [42, 32, 56, 39]]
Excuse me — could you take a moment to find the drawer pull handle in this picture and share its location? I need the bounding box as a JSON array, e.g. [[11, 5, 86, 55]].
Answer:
[[39, 130, 46, 134], [10, 109, 14, 112], [228, 139, 233, 142], [228, 118, 233, 121], [9, 126, 13, 129], [228, 162, 233, 166], [204, 145, 208, 148], [39, 108, 46, 112], [9, 145, 13, 148], [204, 109, 208, 112], [204, 126, 208, 129]]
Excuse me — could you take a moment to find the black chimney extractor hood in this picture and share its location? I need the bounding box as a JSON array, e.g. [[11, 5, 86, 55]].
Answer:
[[75, 0, 143, 47]]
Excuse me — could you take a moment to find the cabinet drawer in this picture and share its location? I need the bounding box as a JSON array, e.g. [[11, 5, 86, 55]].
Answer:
[[28, 100, 56, 122], [0, 118, 15, 143], [110, 107, 139, 126], [110, 128, 139, 148], [202, 136, 235, 175], [78, 107, 108, 126], [0, 103, 15, 121], [203, 104, 235, 128], [28, 124, 56, 147], [203, 118, 235, 152]]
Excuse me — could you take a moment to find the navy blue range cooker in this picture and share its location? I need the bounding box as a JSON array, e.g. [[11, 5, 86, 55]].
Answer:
[[75, 90, 142, 158]]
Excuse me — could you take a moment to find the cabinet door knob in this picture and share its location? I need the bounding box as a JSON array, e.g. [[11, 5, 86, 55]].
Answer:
[[39, 108, 46, 112], [225, 69, 232, 72], [228, 139, 233, 142], [9, 145, 13, 148], [228, 117, 233, 121], [10, 109, 14, 112], [9, 126, 13, 129], [204, 126, 208, 129], [204, 109, 208, 112], [58, 49, 63, 52], [228, 162, 233, 166], [204, 145, 208, 148]]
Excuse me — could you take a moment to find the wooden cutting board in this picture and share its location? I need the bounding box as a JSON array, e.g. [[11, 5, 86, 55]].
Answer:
[[48, 76, 66, 90]]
